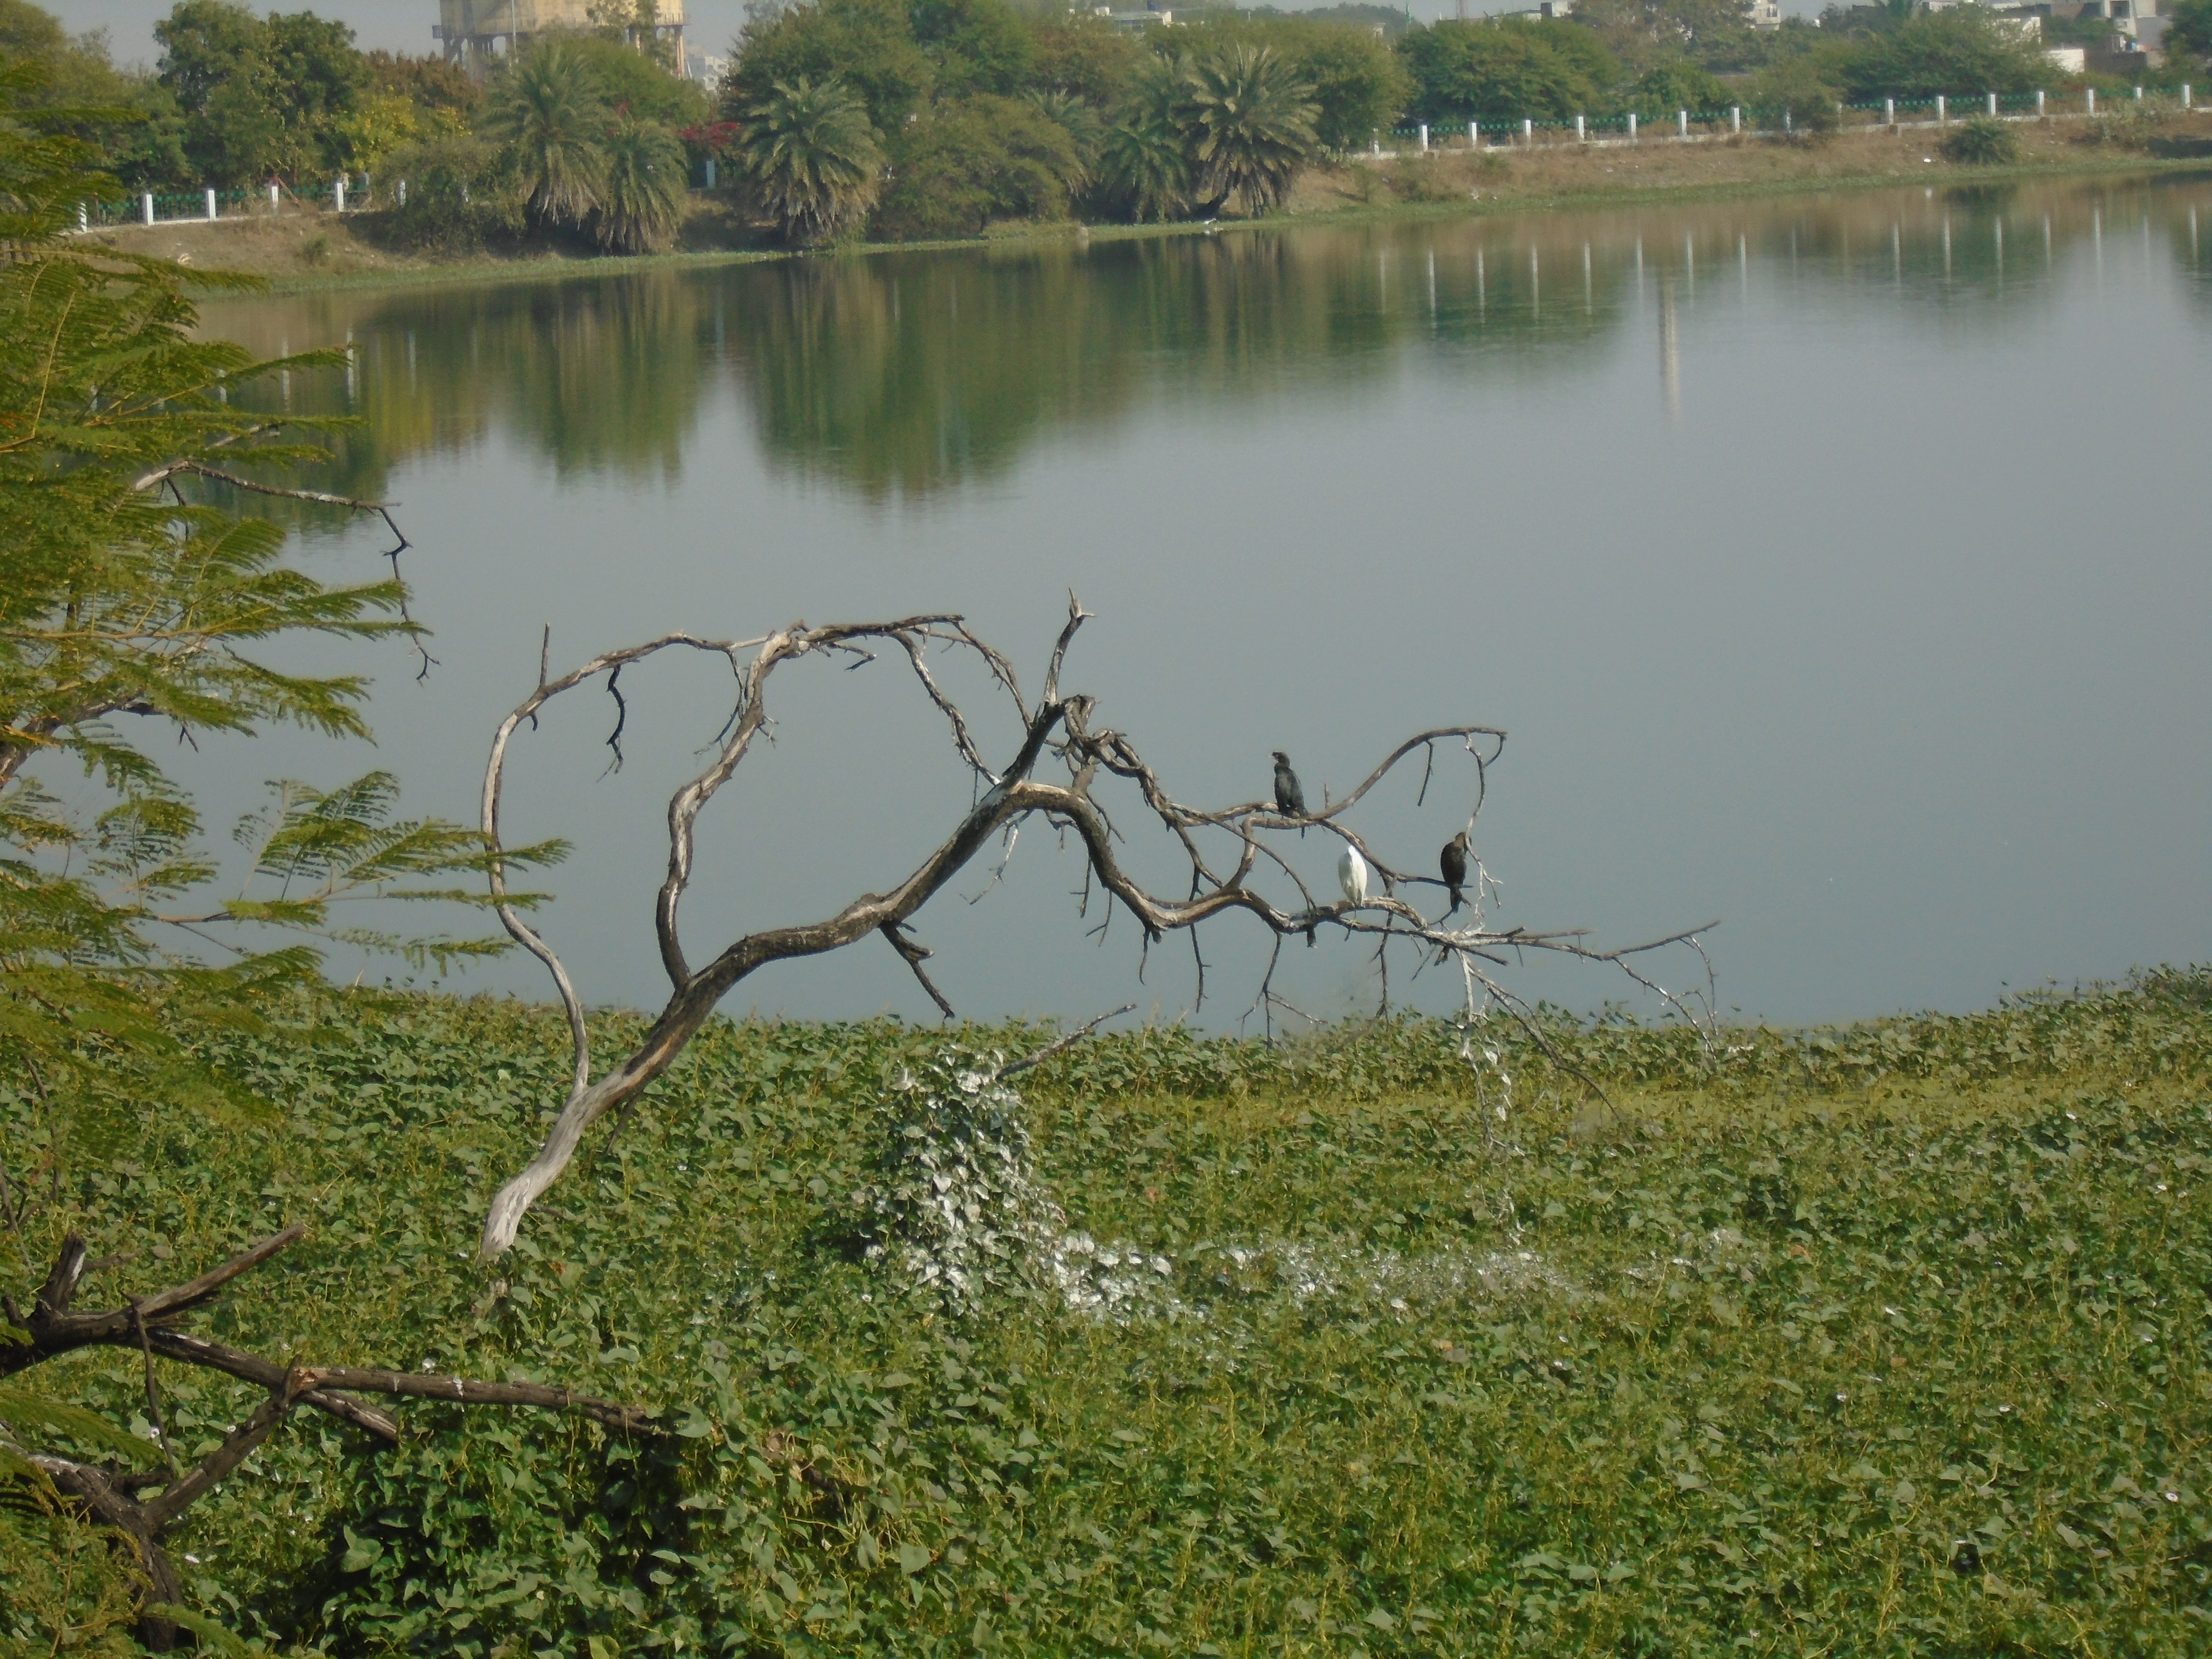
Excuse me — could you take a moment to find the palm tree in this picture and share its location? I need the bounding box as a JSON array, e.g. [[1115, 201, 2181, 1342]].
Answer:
[[1179, 45, 1318, 218], [487, 41, 607, 228], [1024, 89, 1103, 178], [1098, 112, 1186, 224], [734, 76, 883, 246], [1098, 60, 1188, 224], [595, 112, 686, 253]]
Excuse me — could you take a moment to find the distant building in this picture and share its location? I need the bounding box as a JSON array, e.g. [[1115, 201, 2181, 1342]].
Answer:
[[1920, 0, 2156, 43], [1094, 5, 1175, 29], [685, 49, 727, 85], [432, 0, 687, 68], [1746, 0, 1782, 26]]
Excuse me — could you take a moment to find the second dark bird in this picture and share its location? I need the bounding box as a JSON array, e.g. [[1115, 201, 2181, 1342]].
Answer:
[[1271, 750, 1307, 837], [1440, 830, 1470, 915]]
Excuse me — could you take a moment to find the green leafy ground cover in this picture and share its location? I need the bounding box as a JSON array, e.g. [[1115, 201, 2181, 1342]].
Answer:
[[9, 971, 2212, 1656]]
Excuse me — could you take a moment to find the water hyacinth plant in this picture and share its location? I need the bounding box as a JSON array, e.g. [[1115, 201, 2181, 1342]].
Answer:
[[847, 1044, 1065, 1310]]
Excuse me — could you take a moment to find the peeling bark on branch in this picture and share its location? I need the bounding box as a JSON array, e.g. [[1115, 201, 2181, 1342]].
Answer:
[[475, 597, 1717, 1259]]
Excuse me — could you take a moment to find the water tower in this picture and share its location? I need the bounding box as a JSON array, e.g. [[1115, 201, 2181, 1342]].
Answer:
[[434, 1, 687, 70]]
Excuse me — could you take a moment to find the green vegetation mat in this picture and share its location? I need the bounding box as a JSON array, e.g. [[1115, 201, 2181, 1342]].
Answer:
[[9, 972, 2211, 1656]]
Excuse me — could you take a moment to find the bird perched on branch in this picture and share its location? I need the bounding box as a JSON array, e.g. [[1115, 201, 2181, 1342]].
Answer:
[[1272, 751, 1306, 836], [1338, 842, 1369, 906], [1440, 830, 1470, 915]]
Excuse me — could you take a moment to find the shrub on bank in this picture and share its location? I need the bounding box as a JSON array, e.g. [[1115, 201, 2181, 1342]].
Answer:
[[1942, 114, 2021, 165], [366, 133, 525, 252]]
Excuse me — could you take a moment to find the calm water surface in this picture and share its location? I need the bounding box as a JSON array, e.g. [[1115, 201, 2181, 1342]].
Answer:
[[188, 173, 2212, 1027]]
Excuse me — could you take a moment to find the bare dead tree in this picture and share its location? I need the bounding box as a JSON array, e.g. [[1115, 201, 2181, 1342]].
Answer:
[[476, 597, 1716, 1258], [1, 1226, 657, 1651]]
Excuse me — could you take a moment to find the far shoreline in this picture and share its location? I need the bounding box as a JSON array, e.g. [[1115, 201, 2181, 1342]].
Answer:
[[125, 136, 2212, 304]]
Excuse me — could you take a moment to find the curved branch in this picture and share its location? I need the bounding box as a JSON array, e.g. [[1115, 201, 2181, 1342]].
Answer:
[[473, 609, 1711, 1258]]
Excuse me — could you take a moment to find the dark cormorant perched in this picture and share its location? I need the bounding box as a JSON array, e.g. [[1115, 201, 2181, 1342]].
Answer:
[[1271, 751, 1307, 836], [1440, 830, 1470, 915]]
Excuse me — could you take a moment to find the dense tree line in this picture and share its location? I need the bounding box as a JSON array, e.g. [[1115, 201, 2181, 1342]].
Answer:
[[0, 0, 2196, 252]]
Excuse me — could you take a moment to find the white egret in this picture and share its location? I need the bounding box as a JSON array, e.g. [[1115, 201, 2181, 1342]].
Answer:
[[1338, 843, 1369, 906]]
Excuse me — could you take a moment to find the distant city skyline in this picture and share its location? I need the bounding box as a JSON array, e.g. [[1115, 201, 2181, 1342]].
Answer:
[[50, 0, 1825, 72]]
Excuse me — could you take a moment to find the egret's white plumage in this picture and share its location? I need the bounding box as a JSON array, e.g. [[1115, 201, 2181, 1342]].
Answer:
[[1337, 844, 1369, 906]]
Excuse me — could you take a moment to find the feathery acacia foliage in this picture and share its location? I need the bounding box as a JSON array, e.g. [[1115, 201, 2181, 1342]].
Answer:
[[0, 61, 556, 1176], [735, 74, 883, 245]]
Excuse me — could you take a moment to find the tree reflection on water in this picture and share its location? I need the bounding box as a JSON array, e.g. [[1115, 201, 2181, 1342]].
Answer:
[[198, 171, 2211, 514]]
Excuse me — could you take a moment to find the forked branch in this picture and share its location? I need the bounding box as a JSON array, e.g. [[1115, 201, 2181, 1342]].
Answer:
[[2, 1227, 657, 1652], [475, 598, 1715, 1257]]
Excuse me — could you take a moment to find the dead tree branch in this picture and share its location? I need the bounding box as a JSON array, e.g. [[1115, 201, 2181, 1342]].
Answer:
[[2, 1227, 658, 1651], [475, 596, 1717, 1257]]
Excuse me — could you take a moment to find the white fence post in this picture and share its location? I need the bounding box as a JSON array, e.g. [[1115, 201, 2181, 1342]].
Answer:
[[205, 187, 216, 221], [1522, 117, 1533, 143], [397, 178, 407, 207], [1627, 112, 1638, 139], [2087, 88, 2097, 115], [2036, 88, 2046, 117], [1885, 97, 1895, 125], [1575, 112, 1586, 140], [1731, 106, 1741, 134], [1419, 122, 1429, 152], [77, 201, 87, 231], [1936, 94, 1946, 124], [1987, 91, 1997, 117], [141, 191, 153, 226], [268, 181, 279, 209], [704, 156, 717, 188], [2185, 85, 2193, 109], [334, 177, 346, 212], [2133, 85, 2143, 101], [1678, 108, 1688, 137]]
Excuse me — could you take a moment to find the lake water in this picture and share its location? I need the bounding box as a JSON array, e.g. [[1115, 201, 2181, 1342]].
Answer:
[[188, 171, 2212, 1031]]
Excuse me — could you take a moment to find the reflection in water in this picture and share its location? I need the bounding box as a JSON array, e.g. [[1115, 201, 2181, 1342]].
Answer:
[[173, 167, 2211, 1027], [201, 171, 2211, 509]]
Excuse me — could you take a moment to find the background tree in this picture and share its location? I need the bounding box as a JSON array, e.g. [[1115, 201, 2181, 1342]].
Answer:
[[152, 0, 368, 185], [725, 0, 935, 137], [589, 0, 681, 72], [733, 73, 883, 243], [486, 39, 608, 229], [1178, 43, 1319, 217], [1203, 12, 1412, 155], [561, 28, 712, 128], [911, 0, 1037, 98], [1748, 49, 1844, 128], [1626, 55, 1730, 118], [595, 108, 687, 251], [1028, 8, 1143, 109], [1397, 18, 1618, 128], [2169, 0, 2212, 70], [1838, 7, 2047, 99], [874, 91, 1083, 237], [1097, 100, 1187, 222]]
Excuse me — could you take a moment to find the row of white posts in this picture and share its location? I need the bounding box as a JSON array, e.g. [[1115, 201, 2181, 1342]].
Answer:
[[1403, 83, 2195, 155], [123, 177, 360, 227]]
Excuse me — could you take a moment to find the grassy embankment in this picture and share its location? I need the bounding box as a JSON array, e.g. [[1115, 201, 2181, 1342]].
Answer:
[[8, 973, 2211, 1655], [85, 109, 2212, 297]]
